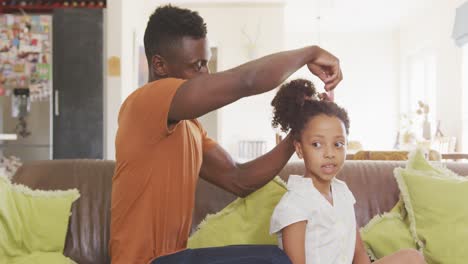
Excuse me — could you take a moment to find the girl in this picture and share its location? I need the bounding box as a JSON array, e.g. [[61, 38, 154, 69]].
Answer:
[[269, 79, 426, 264]]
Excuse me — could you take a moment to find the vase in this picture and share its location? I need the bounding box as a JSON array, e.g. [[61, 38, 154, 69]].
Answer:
[[422, 117, 431, 140]]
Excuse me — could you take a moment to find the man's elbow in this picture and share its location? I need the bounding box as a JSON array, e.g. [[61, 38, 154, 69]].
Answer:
[[232, 179, 256, 198], [236, 188, 253, 198]]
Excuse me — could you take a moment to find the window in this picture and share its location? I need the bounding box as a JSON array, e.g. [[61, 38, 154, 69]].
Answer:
[[401, 50, 437, 136], [462, 45, 468, 152]]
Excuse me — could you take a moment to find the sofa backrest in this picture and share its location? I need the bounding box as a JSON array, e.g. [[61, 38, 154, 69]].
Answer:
[[277, 161, 468, 227], [12, 159, 468, 264], [13, 159, 114, 264], [279, 161, 406, 227]]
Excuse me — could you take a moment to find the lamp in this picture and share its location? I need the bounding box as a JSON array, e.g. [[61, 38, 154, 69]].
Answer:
[[452, 1, 468, 47]]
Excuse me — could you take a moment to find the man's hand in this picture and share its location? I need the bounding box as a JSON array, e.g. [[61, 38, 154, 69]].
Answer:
[[307, 46, 343, 92], [318, 90, 334, 102]]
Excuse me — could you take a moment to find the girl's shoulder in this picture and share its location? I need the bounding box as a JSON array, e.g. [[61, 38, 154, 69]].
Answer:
[[332, 178, 356, 204], [276, 176, 323, 212], [270, 186, 317, 235]]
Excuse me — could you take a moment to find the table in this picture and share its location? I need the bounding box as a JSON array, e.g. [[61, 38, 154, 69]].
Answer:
[[441, 153, 468, 160], [346, 152, 468, 161]]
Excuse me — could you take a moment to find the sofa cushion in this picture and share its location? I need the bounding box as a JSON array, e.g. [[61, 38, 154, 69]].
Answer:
[[396, 169, 468, 263], [360, 149, 459, 261], [12, 159, 115, 264], [360, 200, 417, 260], [0, 174, 79, 263], [188, 177, 287, 248], [395, 151, 468, 264], [10, 252, 77, 264]]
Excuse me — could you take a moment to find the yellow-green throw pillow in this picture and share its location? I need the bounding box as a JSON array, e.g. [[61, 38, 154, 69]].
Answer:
[[0, 175, 80, 263], [406, 150, 461, 179], [360, 149, 453, 260], [10, 252, 77, 264], [360, 200, 418, 260], [395, 153, 468, 264], [188, 177, 287, 248]]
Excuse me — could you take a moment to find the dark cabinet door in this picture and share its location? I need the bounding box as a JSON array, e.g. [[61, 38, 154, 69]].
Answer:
[[53, 9, 103, 159]]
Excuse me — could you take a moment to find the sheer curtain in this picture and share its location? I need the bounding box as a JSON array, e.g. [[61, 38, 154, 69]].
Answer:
[[401, 50, 437, 137], [462, 45, 468, 152]]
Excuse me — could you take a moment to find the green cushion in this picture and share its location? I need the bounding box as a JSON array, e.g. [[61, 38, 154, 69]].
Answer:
[[188, 177, 287, 248], [395, 150, 468, 264], [10, 252, 77, 264], [0, 174, 80, 263], [360, 149, 458, 260], [360, 200, 417, 260], [406, 150, 461, 179]]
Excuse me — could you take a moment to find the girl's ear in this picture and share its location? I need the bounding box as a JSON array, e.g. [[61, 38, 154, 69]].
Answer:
[[294, 140, 304, 159]]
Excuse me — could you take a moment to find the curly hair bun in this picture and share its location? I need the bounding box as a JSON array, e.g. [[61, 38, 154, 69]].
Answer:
[[271, 79, 317, 133]]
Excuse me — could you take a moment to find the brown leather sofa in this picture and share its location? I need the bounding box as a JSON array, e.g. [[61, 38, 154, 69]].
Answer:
[[12, 159, 468, 264]]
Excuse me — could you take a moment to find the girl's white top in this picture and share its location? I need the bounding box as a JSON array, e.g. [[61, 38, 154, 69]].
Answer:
[[270, 175, 357, 264]]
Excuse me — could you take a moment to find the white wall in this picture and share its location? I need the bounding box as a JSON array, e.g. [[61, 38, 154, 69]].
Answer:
[[105, 1, 286, 160], [331, 31, 400, 150], [174, 3, 286, 158], [103, 0, 464, 160], [168, 2, 402, 156], [106, 1, 401, 158], [284, 30, 401, 151], [105, 0, 145, 160], [399, 0, 463, 151], [462, 44, 468, 152]]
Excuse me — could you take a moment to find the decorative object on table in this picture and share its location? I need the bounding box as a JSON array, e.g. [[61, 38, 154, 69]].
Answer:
[[347, 140, 363, 153], [434, 120, 444, 137], [393, 131, 400, 149], [399, 100, 433, 150], [430, 120, 457, 153], [416, 101, 431, 140], [399, 113, 418, 147], [432, 136, 457, 153]]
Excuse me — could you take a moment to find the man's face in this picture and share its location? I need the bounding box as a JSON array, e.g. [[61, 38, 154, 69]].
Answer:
[[165, 37, 211, 79]]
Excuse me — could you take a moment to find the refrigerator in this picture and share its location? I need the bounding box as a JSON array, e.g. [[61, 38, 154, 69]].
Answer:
[[0, 14, 53, 161]]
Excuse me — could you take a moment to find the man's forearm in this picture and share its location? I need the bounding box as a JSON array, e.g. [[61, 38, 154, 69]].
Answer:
[[231, 46, 319, 98], [234, 135, 295, 197], [169, 45, 337, 122]]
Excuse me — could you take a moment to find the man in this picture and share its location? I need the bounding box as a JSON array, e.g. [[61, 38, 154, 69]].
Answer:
[[110, 5, 343, 264]]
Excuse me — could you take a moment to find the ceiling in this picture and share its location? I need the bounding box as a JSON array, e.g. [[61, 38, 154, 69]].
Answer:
[[153, 0, 429, 32]]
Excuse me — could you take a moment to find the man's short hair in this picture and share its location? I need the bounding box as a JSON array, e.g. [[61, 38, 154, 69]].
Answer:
[[144, 5, 207, 64]]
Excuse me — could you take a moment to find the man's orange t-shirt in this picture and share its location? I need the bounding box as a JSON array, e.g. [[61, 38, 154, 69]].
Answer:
[[110, 78, 216, 264]]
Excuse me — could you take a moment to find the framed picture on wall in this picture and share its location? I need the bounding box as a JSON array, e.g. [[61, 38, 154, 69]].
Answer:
[[138, 45, 148, 87], [208, 47, 217, 73]]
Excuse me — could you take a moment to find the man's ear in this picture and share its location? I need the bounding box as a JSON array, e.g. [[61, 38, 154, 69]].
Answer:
[[151, 55, 169, 78], [294, 140, 304, 159]]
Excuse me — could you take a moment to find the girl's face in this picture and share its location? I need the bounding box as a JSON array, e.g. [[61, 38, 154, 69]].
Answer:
[[294, 114, 347, 183]]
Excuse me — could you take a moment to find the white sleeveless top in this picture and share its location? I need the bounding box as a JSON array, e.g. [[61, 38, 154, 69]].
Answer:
[[270, 175, 357, 264]]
